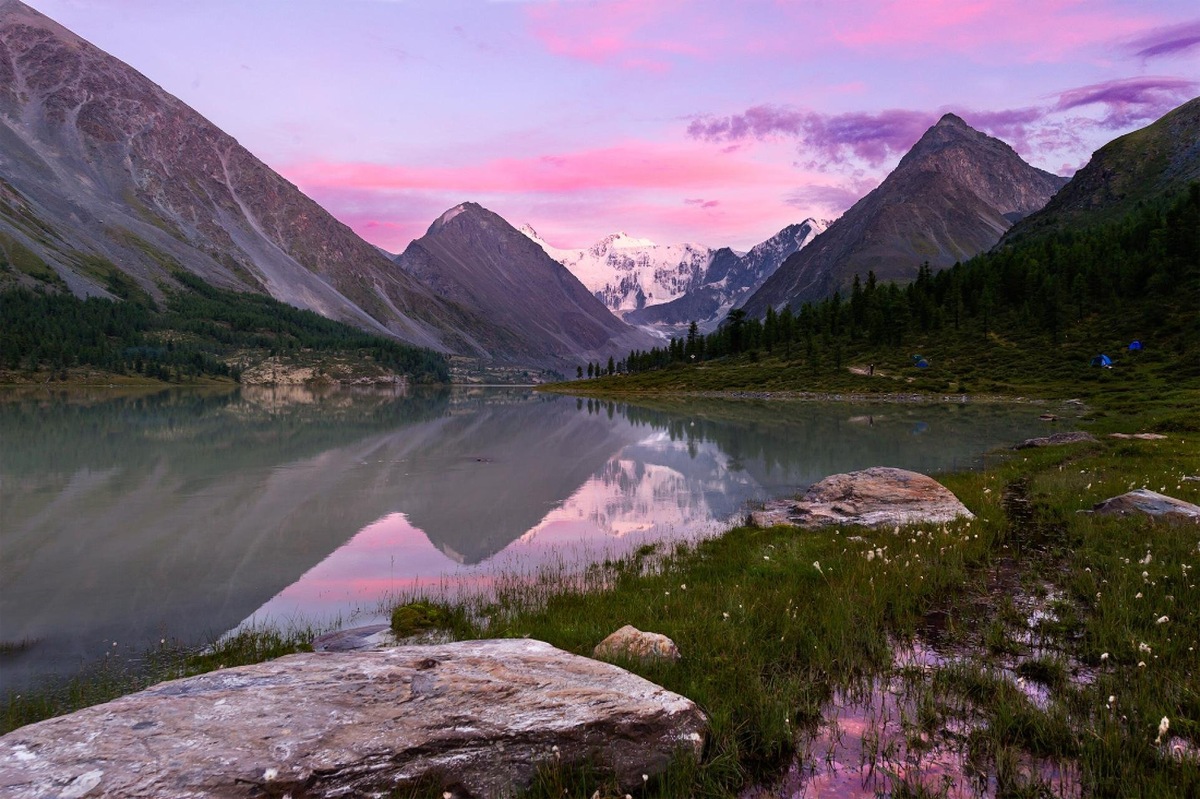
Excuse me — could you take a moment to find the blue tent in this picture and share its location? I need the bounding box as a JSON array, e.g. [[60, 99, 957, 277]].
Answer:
[[1090, 354, 1112, 367], [1129, 340, 1143, 351], [911, 354, 930, 369]]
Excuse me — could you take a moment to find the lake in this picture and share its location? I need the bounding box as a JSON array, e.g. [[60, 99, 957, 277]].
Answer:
[[0, 386, 1050, 694]]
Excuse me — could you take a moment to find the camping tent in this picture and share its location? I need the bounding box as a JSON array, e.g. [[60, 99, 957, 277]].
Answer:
[[1090, 354, 1113, 367], [911, 355, 930, 369], [1129, 340, 1143, 351]]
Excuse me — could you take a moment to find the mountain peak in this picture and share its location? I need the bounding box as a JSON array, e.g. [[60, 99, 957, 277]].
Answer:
[[936, 112, 968, 127]]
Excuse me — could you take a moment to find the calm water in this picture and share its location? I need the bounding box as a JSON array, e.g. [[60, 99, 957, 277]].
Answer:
[[0, 386, 1050, 693]]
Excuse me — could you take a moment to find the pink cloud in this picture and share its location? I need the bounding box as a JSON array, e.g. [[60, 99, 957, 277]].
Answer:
[[1128, 20, 1200, 59], [831, 0, 1163, 61], [1052, 76, 1198, 127], [688, 106, 936, 166], [287, 141, 784, 196], [523, 0, 700, 70]]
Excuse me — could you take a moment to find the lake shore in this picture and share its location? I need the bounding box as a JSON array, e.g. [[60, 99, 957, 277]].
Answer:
[[5, 385, 1198, 797]]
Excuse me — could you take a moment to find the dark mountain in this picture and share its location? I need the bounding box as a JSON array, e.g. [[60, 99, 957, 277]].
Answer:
[[1001, 96, 1200, 245], [740, 114, 1068, 317], [625, 219, 826, 332], [393, 203, 658, 368], [0, 0, 495, 355]]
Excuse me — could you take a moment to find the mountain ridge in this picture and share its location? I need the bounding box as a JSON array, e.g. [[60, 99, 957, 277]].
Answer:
[[740, 114, 1068, 317]]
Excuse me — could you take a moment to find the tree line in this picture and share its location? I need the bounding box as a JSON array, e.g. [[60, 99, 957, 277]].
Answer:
[[0, 271, 450, 383], [592, 183, 1199, 378]]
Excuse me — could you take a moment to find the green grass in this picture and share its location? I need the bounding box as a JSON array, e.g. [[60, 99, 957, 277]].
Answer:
[[5, 388, 1198, 797]]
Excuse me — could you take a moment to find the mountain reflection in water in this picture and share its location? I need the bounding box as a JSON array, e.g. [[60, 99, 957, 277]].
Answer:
[[0, 386, 1049, 693]]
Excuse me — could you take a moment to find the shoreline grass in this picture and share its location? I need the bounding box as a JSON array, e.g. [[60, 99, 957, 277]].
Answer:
[[4, 387, 1198, 797]]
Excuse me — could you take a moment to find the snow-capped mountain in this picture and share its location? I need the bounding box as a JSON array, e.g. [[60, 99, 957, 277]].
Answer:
[[521, 219, 828, 332], [622, 218, 829, 332], [519, 226, 714, 313]]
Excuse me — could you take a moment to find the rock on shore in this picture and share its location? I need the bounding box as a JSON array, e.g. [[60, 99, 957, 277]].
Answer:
[[1091, 489, 1200, 523], [0, 639, 707, 799], [751, 467, 974, 529]]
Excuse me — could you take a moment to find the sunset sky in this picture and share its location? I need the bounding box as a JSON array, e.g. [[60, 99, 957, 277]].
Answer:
[[25, 0, 1200, 252]]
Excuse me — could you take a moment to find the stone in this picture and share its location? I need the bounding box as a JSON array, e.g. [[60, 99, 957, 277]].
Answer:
[[594, 625, 681, 664], [752, 467, 974, 530], [310, 623, 397, 652], [0, 639, 707, 799], [1108, 433, 1168, 440], [1014, 431, 1098, 449], [1091, 490, 1200, 524]]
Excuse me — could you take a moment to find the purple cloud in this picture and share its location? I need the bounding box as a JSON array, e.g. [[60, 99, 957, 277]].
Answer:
[[1129, 20, 1200, 59], [1054, 76, 1198, 128], [688, 105, 936, 166], [684, 198, 720, 208]]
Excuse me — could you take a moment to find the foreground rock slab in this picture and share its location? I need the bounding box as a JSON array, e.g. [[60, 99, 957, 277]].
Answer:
[[1091, 489, 1200, 523], [751, 467, 974, 529], [0, 639, 707, 799]]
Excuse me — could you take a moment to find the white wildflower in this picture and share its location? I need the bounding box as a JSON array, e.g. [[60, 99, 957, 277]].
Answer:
[[1157, 615, 1170, 624], [1100, 652, 1109, 662], [1156, 716, 1170, 745], [1139, 642, 1152, 654], [264, 768, 279, 782]]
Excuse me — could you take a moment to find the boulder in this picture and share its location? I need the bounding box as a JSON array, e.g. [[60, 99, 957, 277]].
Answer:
[[594, 625, 681, 664], [0, 639, 707, 799], [751, 467, 974, 530], [1091, 490, 1200, 524], [1014, 431, 1098, 449]]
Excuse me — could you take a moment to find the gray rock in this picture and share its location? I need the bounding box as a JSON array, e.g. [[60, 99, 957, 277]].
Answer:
[[751, 467, 974, 530], [1014, 431, 1098, 449], [594, 625, 681, 664], [310, 623, 396, 652], [1091, 490, 1200, 523], [1108, 433, 1168, 440], [0, 639, 707, 799]]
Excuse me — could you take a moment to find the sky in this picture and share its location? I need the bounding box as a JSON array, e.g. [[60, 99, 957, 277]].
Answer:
[[23, 0, 1200, 252]]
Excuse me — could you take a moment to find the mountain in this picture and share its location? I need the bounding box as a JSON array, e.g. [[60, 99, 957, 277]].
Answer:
[[0, 0, 493, 355], [520, 226, 714, 313], [393, 203, 658, 368], [624, 219, 827, 332], [1001, 96, 1200, 245], [740, 114, 1068, 317]]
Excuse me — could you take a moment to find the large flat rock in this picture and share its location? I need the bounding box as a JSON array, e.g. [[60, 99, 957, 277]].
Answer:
[[751, 467, 974, 529], [0, 639, 707, 799]]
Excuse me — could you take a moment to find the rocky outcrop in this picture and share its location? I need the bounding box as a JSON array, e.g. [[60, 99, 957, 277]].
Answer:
[[0, 639, 707, 799], [1014, 431, 1098, 449], [594, 625, 682, 664], [1091, 489, 1200, 524], [751, 467, 973, 529]]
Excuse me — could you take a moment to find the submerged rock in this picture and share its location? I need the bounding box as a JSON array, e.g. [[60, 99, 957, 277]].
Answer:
[[751, 467, 974, 529], [1091, 489, 1200, 523], [1014, 431, 1098, 449], [594, 625, 681, 664], [0, 639, 707, 799]]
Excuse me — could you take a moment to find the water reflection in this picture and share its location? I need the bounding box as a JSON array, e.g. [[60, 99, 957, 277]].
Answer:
[[1, 387, 1050, 693]]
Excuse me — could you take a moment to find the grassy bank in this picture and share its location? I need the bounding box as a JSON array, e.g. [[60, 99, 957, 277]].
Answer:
[[5, 389, 1198, 797]]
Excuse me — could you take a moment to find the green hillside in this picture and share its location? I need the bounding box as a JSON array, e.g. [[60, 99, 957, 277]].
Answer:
[[0, 272, 450, 384], [564, 183, 1200, 413]]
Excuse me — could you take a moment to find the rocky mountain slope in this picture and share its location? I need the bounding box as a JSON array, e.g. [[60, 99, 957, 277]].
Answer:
[[625, 219, 826, 332], [1001, 95, 1200, 245], [393, 203, 658, 368], [0, 0, 506, 354], [740, 114, 1068, 316]]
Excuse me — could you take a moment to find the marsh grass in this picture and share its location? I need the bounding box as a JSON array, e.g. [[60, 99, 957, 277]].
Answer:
[[5, 388, 1198, 797]]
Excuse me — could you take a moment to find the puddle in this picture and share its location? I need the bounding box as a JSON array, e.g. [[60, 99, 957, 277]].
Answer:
[[743, 644, 1082, 798]]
